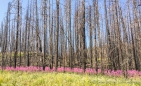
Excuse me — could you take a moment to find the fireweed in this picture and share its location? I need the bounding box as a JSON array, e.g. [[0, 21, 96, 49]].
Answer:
[[1, 66, 141, 77]]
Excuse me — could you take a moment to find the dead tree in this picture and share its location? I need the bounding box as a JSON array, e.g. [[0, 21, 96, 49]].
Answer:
[[13, 0, 21, 68], [55, 0, 60, 70]]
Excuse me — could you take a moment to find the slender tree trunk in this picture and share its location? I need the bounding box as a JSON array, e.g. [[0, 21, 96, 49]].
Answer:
[[81, 0, 86, 72], [14, 0, 20, 68], [55, 0, 60, 70]]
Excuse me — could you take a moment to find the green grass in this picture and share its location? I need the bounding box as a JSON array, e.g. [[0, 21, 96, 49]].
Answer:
[[0, 52, 35, 58], [0, 71, 141, 86]]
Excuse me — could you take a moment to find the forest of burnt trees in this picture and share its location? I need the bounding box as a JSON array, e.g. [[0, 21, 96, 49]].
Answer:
[[0, 0, 141, 75]]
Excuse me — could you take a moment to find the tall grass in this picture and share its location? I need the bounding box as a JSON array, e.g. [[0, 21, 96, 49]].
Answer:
[[0, 70, 141, 86]]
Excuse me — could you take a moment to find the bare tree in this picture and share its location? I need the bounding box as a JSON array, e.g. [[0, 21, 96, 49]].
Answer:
[[55, 0, 60, 70]]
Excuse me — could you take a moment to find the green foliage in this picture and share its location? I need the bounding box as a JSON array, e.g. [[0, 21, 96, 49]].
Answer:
[[0, 52, 31, 58], [0, 71, 141, 86]]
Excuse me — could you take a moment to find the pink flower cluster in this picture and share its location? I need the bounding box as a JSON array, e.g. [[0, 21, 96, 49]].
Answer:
[[0, 66, 141, 77], [127, 70, 141, 77], [104, 70, 122, 76]]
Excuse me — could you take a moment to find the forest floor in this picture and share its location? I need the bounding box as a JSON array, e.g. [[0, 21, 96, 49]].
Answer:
[[0, 70, 141, 86]]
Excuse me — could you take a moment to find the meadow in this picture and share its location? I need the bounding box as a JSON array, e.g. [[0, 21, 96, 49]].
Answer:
[[0, 66, 141, 86]]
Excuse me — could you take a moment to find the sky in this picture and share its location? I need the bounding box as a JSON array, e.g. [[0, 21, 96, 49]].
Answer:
[[0, 0, 139, 50], [0, 0, 128, 48], [0, 0, 29, 24], [0, 0, 128, 31], [0, 0, 11, 23], [0, 0, 103, 25]]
